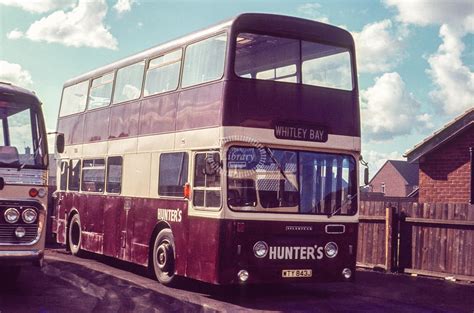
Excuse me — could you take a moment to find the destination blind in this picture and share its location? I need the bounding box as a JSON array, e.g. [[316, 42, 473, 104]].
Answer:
[[274, 122, 328, 143]]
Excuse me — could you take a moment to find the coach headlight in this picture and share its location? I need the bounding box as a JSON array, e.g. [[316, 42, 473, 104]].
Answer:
[[22, 208, 38, 224], [253, 241, 268, 258], [4, 208, 20, 223], [325, 242, 338, 258]]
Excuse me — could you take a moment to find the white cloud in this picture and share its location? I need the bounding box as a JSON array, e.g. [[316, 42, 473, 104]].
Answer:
[[297, 3, 330, 24], [384, 0, 473, 29], [361, 72, 433, 141], [352, 20, 407, 73], [0, 60, 33, 87], [427, 25, 474, 115], [0, 0, 75, 13], [8, 0, 117, 50], [7, 29, 23, 39], [385, 0, 474, 116], [363, 149, 403, 179], [114, 0, 136, 14]]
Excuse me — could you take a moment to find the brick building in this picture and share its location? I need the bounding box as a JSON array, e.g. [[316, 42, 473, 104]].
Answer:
[[405, 108, 473, 203], [368, 160, 419, 197]]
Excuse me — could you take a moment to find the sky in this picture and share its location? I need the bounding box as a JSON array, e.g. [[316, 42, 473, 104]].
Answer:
[[0, 0, 473, 178]]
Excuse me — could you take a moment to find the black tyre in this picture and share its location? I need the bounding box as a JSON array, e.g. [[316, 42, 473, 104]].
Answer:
[[152, 229, 176, 285], [68, 214, 82, 256]]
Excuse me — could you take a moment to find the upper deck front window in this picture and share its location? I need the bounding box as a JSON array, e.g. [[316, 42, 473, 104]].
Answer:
[[235, 33, 353, 91]]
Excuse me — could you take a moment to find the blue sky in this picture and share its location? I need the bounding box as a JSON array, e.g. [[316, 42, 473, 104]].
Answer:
[[0, 0, 473, 176]]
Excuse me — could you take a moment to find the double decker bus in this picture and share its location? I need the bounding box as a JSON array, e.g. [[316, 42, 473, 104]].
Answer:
[[53, 13, 361, 285], [0, 82, 49, 281]]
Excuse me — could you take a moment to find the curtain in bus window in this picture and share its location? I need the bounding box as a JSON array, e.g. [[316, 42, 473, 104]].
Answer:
[[235, 33, 299, 82], [0, 119, 4, 146], [113, 61, 145, 104], [60, 81, 89, 117], [302, 41, 352, 91], [158, 152, 188, 197], [60, 161, 68, 191], [68, 159, 81, 191], [299, 153, 353, 215], [106, 156, 122, 194], [181, 33, 227, 88], [88, 72, 114, 110], [81, 159, 105, 192], [144, 50, 182, 96]]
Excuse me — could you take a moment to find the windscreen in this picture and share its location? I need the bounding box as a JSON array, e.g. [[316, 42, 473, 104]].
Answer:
[[0, 102, 47, 169], [235, 33, 353, 91], [227, 146, 357, 216]]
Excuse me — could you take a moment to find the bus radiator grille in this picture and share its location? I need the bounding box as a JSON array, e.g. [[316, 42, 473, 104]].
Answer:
[[0, 224, 39, 244]]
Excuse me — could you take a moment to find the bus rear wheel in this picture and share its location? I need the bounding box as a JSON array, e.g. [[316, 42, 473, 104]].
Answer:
[[152, 229, 176, 285], [68, 214, 82, 256]]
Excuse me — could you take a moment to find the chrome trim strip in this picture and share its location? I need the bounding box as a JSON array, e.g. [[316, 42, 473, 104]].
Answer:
[[0, 249, 43, 260]]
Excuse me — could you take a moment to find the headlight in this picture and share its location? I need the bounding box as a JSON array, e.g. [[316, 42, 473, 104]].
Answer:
[[22, 208, 38, 224], [4, 208, 20, 223], [325, 242, 338, 258], [253, 241, 269, 258]]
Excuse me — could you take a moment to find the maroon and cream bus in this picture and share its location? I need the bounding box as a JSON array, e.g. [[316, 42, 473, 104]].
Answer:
[[0, 82, 49, 282], [53, 13, 361, 285]]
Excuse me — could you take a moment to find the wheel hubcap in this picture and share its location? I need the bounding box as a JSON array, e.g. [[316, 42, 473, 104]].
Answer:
[[157, 242, 170, 271]]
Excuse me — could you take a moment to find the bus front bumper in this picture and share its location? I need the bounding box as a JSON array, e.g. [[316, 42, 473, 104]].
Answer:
[[0, 250, 43, 266]]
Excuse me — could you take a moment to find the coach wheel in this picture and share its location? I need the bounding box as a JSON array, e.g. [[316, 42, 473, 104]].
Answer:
[[152, 229, 175, 285], [68, 214, 82, 256]]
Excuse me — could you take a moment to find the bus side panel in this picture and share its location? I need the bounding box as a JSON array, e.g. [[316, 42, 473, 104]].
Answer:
[[109, 101, 140, 139], [186, 216, 221, 284], [103, 196, 124, 259], [129, 199, 189, 271], [57, 114, 85, 145], [55, 191, 67, 245], [139, 94, 178, 135], [84, 108, 110, 142], [80, 194, 105, 254], [176, 82, 224, 131]]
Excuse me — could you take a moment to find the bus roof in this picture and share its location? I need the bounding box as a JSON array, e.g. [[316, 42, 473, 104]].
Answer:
[[0, 82, 41, 106], [63, 13, 354, 88]]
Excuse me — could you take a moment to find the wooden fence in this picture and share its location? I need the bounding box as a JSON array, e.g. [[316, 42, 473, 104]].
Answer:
[[357, 198, 474, 281]]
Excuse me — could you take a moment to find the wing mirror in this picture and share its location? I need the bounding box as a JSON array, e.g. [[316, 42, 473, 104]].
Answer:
[[56, 133, 65, 154]]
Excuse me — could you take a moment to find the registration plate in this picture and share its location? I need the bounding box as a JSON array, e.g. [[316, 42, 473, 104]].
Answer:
[[282, 269, 312, 278]]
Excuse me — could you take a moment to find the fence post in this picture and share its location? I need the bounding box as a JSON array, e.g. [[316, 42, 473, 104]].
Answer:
[[385, 207, 393, 272]]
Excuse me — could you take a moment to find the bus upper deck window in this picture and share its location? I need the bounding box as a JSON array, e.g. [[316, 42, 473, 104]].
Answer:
[[235, 33, 299, 83], [88, 72, 114, 110], [60, 81, 89, 117], [112, 61, 145, 104], [144, 49, 182, 96], [302, 41, 352, 91], [182, 33, 227, 88], [235, 33, 353, 91]]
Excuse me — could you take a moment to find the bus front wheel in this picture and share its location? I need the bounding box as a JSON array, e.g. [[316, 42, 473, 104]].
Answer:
[[152, 229, 175, 285], [68, 214, 82, 256]]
